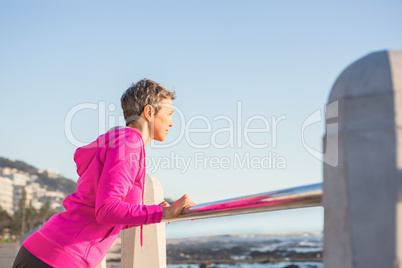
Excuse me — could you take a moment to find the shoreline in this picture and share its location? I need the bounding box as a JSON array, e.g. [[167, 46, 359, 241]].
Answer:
[[167, 256, 322, 265]]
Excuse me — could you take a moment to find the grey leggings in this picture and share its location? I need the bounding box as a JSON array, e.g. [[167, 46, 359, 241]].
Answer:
[[12, 246, 53, 268]]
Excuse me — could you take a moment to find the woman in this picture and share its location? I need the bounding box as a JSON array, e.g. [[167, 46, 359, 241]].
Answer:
[[13, 79, 195, 267]]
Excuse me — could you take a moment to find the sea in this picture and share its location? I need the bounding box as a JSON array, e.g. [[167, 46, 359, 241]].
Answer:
[[164, 232, 323, 268], [167, 263, 323, 268], [107, 232, 323, 268]]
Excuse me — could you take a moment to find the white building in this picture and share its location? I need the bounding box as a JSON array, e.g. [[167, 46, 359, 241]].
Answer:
[[12, 173, 29, 186], [13, 185, 25, 211], [0, 167, 69, 214], [0, 176, 14, 215], [0, 167, 18, 176], [11, 173, 31, 211], [26, 182, 46, 199], [22, 182, 49, 210], [45, 191, 66, 211]]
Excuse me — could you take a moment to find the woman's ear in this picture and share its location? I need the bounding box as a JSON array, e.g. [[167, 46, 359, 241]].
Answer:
[[143, 105, 154, 122]]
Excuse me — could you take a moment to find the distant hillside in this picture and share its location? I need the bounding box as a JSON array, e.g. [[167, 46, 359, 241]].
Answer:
[[0, 157, 77, 194]]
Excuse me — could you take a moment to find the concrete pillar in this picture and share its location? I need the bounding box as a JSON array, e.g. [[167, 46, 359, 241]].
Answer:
[[121, 174, 166, 268], [323, 50, 402, 267]]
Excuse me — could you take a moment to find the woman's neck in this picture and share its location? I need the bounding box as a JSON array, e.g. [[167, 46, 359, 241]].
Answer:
[[127, 120, 152, 147]]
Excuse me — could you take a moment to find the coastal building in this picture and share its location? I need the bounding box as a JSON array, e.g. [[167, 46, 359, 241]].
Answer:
[[45, 190, 66, 211], [11, 173, 30, 186], [38, 168, 61, 179], [0, 167, 69, 214], [25, 182, 46, 210], [0, 176, 14, 215]]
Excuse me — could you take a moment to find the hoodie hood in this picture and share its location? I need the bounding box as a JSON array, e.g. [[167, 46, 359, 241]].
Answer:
[[74, 127, 142, 177]]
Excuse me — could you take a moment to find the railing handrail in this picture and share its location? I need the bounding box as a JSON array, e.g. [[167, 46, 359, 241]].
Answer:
[[162, 183, 322, 223]]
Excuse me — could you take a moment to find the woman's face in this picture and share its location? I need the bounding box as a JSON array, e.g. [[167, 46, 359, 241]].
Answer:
[[151, 98, 174, 141]]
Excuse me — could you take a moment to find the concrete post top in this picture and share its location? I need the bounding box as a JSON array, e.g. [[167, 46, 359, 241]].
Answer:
[[144, 174, 164, 205], [326, 50, 402, 129], [328, 50, 402, 103]]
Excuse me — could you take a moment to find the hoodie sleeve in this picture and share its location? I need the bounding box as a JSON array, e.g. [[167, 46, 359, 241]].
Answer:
[[94, 133, 163, 226]]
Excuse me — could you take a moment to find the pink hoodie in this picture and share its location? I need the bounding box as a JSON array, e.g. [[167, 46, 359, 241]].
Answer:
[[23, 128, 163, 267]]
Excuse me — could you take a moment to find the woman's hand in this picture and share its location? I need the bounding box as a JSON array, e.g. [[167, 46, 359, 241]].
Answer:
[[161, 195, 195, 220], [159, 201, 170, 208]]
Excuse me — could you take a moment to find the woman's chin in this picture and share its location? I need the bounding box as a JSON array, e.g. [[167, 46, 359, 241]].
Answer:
[[154, 136, 166, 142]]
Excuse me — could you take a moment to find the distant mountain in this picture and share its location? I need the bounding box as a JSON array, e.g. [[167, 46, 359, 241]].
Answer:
[[0, 157, 77, 195]]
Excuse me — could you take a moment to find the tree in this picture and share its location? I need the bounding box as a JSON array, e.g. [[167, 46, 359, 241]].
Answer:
[[37, 198, 57, 224], [10, 190, 58, 235], [0, 206, 12, 231], [10, 188, 37, 235], [11, 188, 27, 235]]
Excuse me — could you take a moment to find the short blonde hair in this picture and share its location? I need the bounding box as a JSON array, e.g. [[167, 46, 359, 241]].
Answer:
[[121, 79, 176, 125]]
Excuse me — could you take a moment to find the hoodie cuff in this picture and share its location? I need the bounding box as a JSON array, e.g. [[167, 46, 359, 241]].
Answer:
[[145, 204, 163, 224]]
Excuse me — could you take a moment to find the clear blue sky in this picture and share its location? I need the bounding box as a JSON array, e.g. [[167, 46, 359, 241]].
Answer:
[[1, 0, 401, 237]]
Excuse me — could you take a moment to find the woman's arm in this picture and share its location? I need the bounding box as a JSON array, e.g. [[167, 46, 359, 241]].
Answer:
[[94, 134, 162, 226]]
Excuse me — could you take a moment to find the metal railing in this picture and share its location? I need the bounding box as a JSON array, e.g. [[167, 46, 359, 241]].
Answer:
[[162, 183, 322, 223]]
